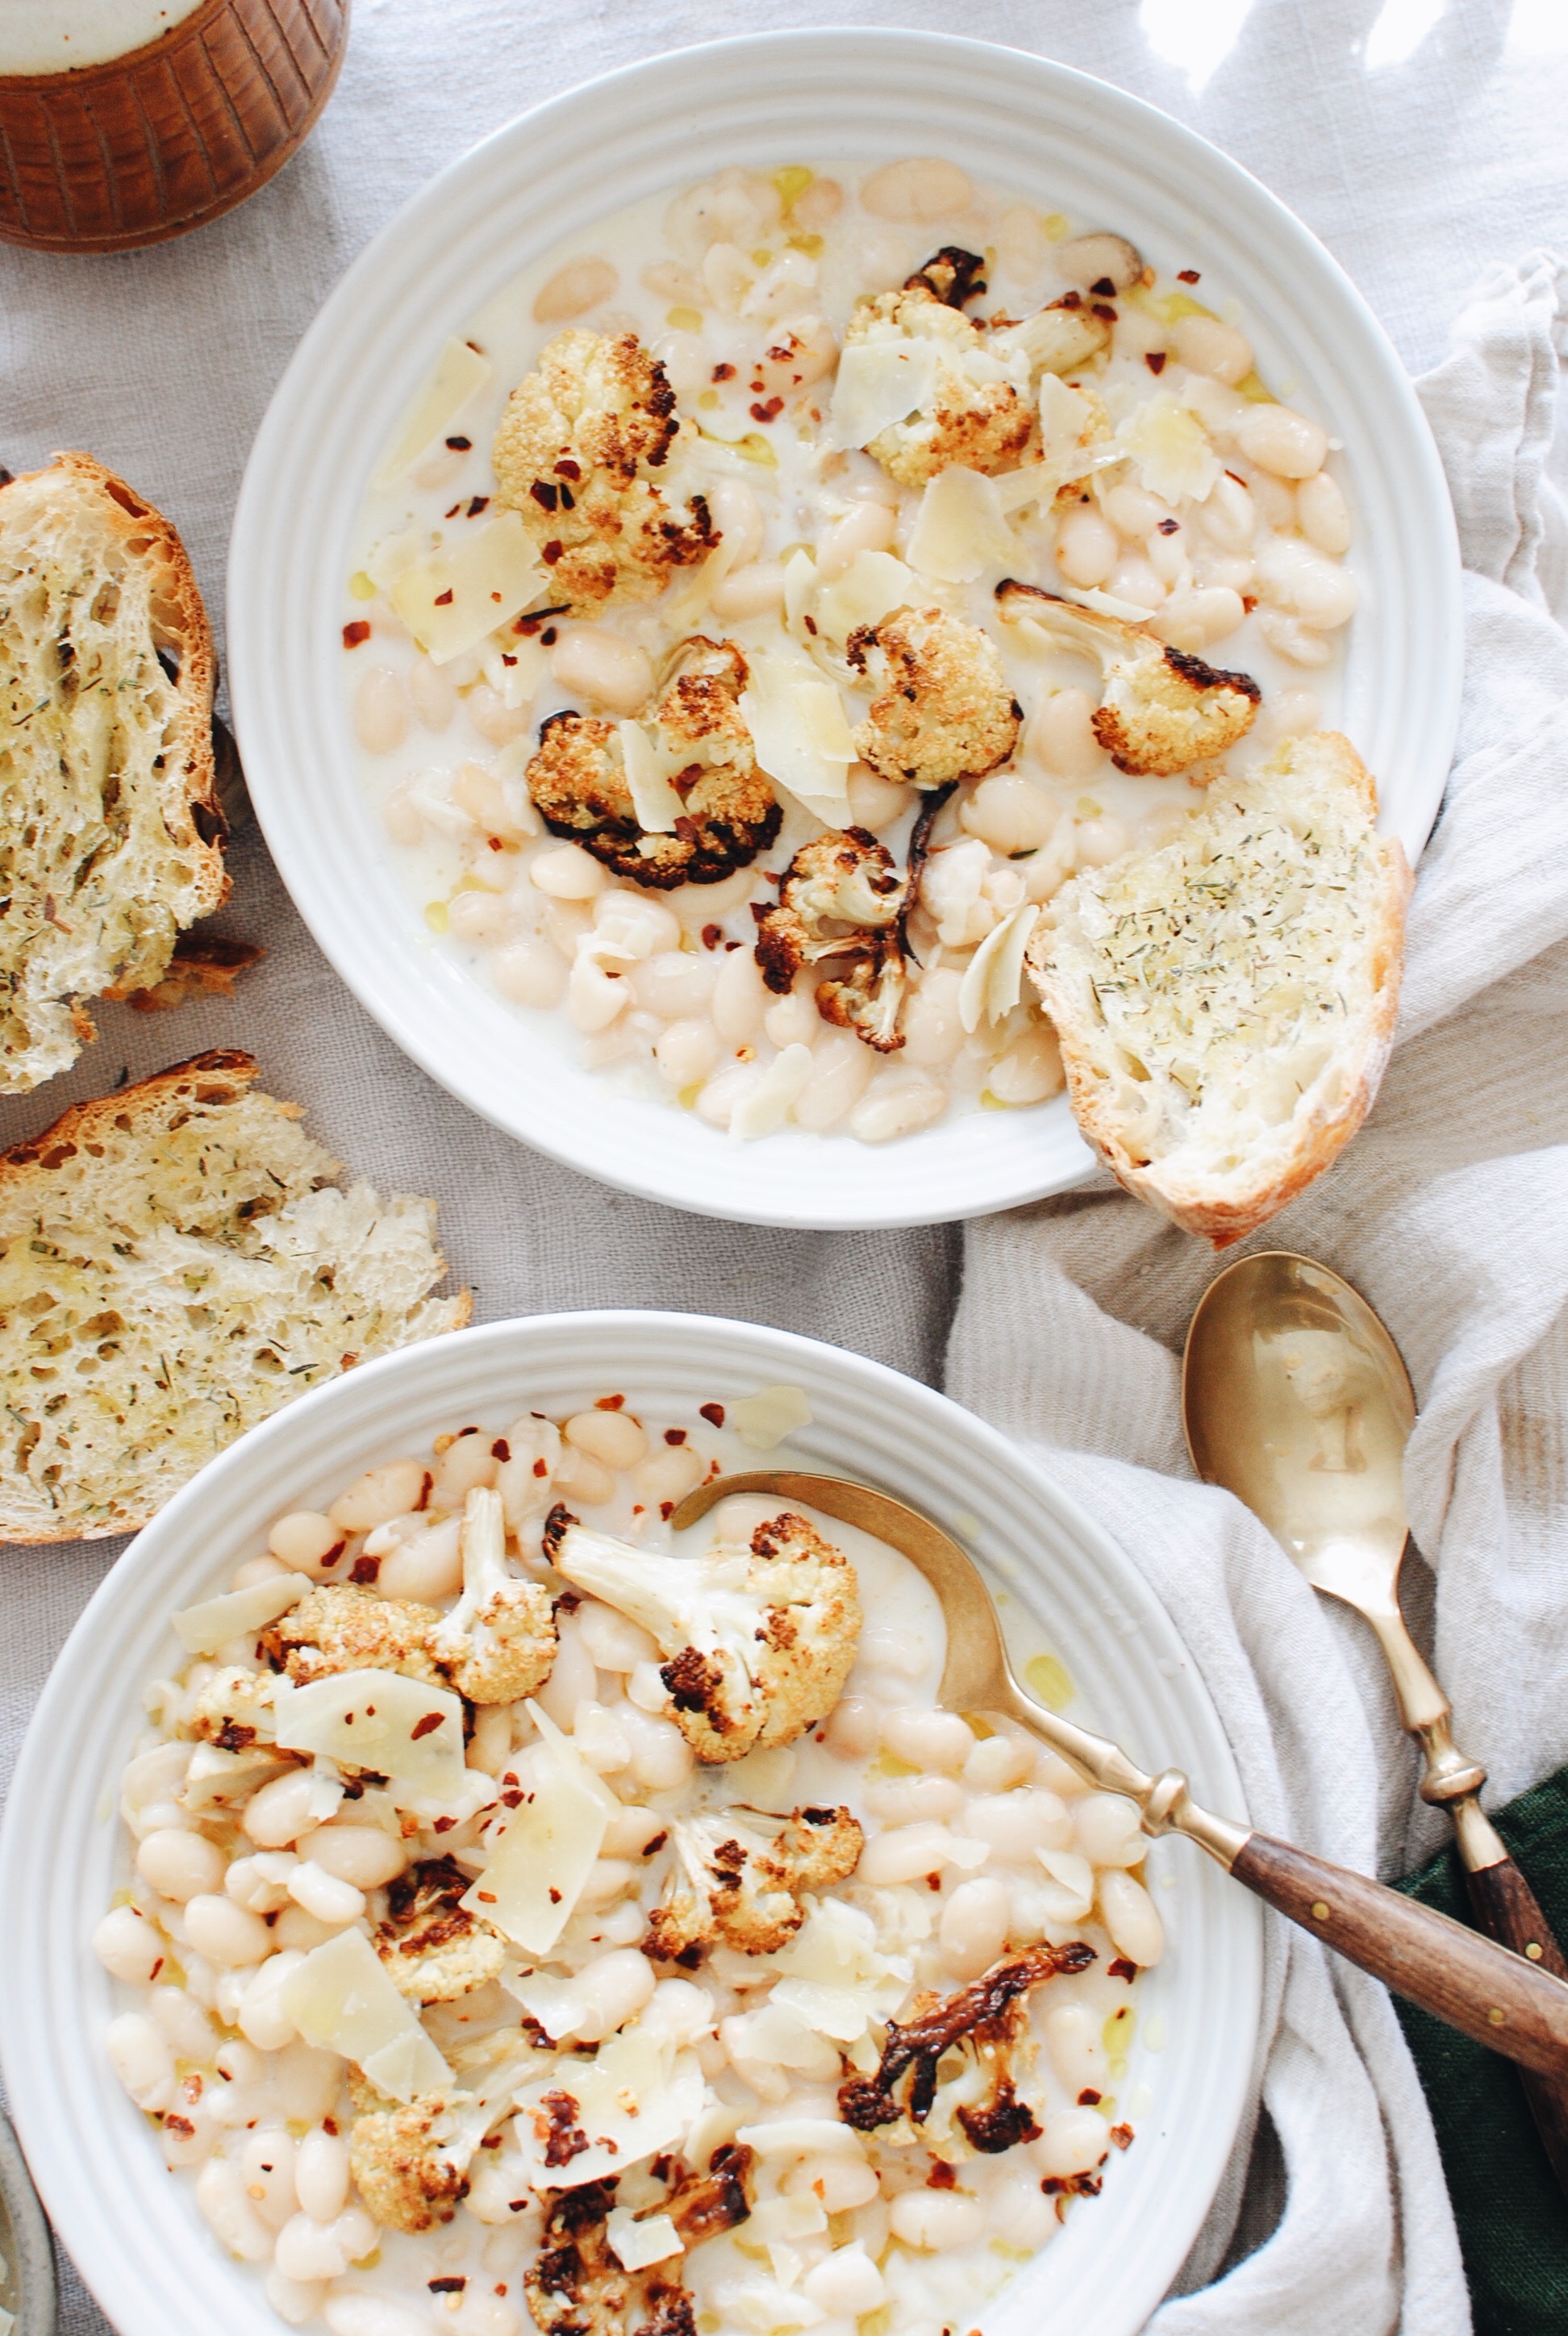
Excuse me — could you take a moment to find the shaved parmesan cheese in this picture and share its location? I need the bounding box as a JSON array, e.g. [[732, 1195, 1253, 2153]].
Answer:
[[1038, 375, 1098, 465], [958, 903, 1040, 1033], [1035, 1846, 1095, 1921], [281, 1928, 452, 2101], [782, 549, 818, 634], [390, 511, 545, 665], [618, 721, 684, 833], [830, 338, 940, 449], [815, 550, 914, 646], [374, 338, 494, 490], [730, 1384, 813, 1451], [365, 528, 423, 594], [731, 1042, 814, 1141], [607, 2208, 684, 2271], [271, 1670, 465, 1796], [768, 1900, 911, 2044], [739, 653, 854, 820], [737, 2118, 870, 2159], [1115, 391, 1220, 507], [513, 2024, 706, 2188], [908, 467, 1013, 584], [173, 1573, 305, 1654], [461, 1702, 614, 1954], [507, 1970, 590, 2042]]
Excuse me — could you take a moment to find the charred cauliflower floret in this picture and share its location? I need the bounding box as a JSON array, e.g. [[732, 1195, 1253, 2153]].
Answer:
[[375, 1854, 509, 2003], [429, 1487, 557, 1705], [526, 2183, 630, 2336], [186, 1666, 277, 1748], [838, 246, 1111, 488], [645, 1804, 864, 1962], [847, 606, 1021, 790], [544, 1507, 861, 1762], [493, 328, 715, 611], [527, 639, 782, 891], [267, 1583, 446, 1689], [997, 583, 1261, 775], [348, 2087, 491, 2233], [753, 830, 910, 1055]]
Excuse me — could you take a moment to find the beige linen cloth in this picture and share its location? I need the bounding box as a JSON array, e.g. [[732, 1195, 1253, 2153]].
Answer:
[[3, 5, 1568, 2333]]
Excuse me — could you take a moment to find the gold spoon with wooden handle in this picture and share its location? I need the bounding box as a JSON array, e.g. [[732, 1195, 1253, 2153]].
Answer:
[[670, 1468, 1568, 2081], [1182, 1249, 1568, 2187]]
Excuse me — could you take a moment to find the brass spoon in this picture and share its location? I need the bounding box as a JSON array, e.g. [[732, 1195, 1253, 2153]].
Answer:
[[670, 1468, 1568, 2080], [1183, 1249, 1568, 2184]]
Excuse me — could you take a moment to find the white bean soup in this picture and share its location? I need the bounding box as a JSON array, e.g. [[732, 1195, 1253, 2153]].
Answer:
[[100, 1388, 1168, 2336], [344, 159, 1354, 1146]]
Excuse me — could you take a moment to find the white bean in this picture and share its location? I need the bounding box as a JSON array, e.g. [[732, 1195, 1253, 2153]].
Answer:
[[375, 1516, 465, 1604], [107, 2012, 177, 2112], [856, 1822, 958, 1886], [227, 1854, 296, 1915], [1106, 553, 1164, 611], [632, 948, 716, 1019], [452, 2296, 524, 2336], [490, 935, 566, 1008], [1045, 2001, 1106, 2095], [1053, 232, 1143, 292], [653, 1016, 722, 1089], [1256, 608, 1333, 666], [849, 1067, 945, 1144], [236, 1950, 305, 2052], [707, 478, 766, 570], [573, 1948, 657, 2042], [431, 1432, 496, 1504], [821, 1694, 882, 1760], [621, 1705, 694, 1792], [239, 2126, 298, 2229], [540, 897, 594, 957], [137, 1828, 225, 1904], [1074, 1792, 1145, 1867], [899, 968, 966, 1069], [940, 1876, 1012, 1979], [818, 500, 896, 581], [965, 1787, 1074, 1858], [448, 889, 509, 946], [550, 627, 653, 715], [1257, 686, 1322, 741], [860, 156, 973, 222], [532, 843, 608, 901], [1170, 313, 1253, 386], [286, 1862, 365, 1925], [1198, 471, 1257, 554], [710, 561, 786, 621], [602, 1802, 667, 1858], [1145, 523, 1189, 588], [881, 1708, 974, 1772], [535, 256, 619, 323], [782, 2152, 880, 2211], [987, 1028, 1065, 1105], [802, 2246, 885, 2317], [94, 1904, 168, 1984], [1235, 402, 1328, 479], [1155, 585, 1245, 653], [1032, 2108, 1110, 2179], [231, 1554, 290, 1590], [354, 667, 408, 755], [329, 1460, 427, 1534], [553, 1443, 615, 1507], [244, 1771, 321, 1850], [294, 2127, 352, 2223], [963, 1733, 1034, 1792], [565, 1408, 648, 1468], [533, 1615, 599, 1731], [148, 1986, 215, 2067], [888, 2188, 985, 2249], [273, 1906, 340, 1954], [568, 953, 630, 1033], [1245, 466, 1298, 528], [324, 2295, 432, 2336], [862, 1774, 964, 1826], [274, 2210, 351, 2284], [185, 1893, 274, 1968], [465, 685, 531, 747], [763, 987, 821, 1049], [269, 1509, 347, 1579], [196, 2156, 275, 2261], [1102, 482, 1172, 540], [794, 1030, 874, 1132], [1296, 469, 1352, 556], [1055, 505, 1120, 589], [265, 2269, 329, 2327], [407, 655, 457, 732], [961, 774, 1060, 857], [711, 947, 769, 1042], [1099, 1867, 1166, 1965], [632, 1441, 706, 1508], [1027, 688, 1105, 779], [579, 1602, 659, 1674], [273, 2040, 342, 2125], [1255, 536, 1357, 628]]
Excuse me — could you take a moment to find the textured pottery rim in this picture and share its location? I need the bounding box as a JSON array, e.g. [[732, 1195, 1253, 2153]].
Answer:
[[0, 1312, 1262, 2336], [228, 26, 1462, 1230]]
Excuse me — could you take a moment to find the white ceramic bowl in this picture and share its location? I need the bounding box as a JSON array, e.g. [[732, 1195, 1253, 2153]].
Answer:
[[0, 1312, 1261, 2336], [228, 28, 1460, 1230]]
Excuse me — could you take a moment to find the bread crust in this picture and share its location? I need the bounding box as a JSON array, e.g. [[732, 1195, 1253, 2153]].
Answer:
[[1029, 732, 1412, 1248]]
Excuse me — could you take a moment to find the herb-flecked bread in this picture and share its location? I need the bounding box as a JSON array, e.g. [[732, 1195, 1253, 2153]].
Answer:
[[0, 1052, 471, 1541], [0, 453, 227, 1092], [1027, 731, 1411, 1246]]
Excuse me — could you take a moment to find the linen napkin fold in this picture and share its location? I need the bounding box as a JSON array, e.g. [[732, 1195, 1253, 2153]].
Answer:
[[946, 249, 1568, 2335]]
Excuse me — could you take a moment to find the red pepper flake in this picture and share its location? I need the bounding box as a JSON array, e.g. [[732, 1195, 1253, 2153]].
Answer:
[[365, 1704, 377, 1717], [323, 2117, 339, 2137], [342, 620, 371, 649], [1107, 1956, 1139, 1983], [433, 588, 455, 607], [1145, 350, 1167, 374], [531, 481, 559, 511], [481, 2136, 503, 2150], [492, 1437, 511, 1461], [1058, 288, 1082, 308], [488, 835, 504, 851], [803, 613, 818, 635], [541, 627, 557, 644], [542, 541, 564, 565], [149, 1956, 165, 1981], [1177, 268, 1201, 283], [1241, 594, 1258, 612], [554, 458, 582, 480], [319, 1538, 346, 1570], [490, 590, 503, 602], [925, 1871, 943, 1891], [1157, 517, 1180, 534], [1078, 2088, 1102, 2106], [927, 2161, 957, 2189], [411, 1711, 446, 1740], [434, 1815, 456, 1833], [643, 1831, 668, 1856], [1091, 303, 1117, 324], [548, 1887, 562, 1904], [342, 1712, 355, 1725], [664, 1427, 688, 1445], [699, 1402, 725, 1428], [445, 435, 472, 450], [660, 1501, 674, 1520], [467, 495, 490, 516], [476, 1890, 498, 1904], [533, 1457, 549, 1478], [700, 924, 722, 949], [501, 653, 517, 667], [596, 1393, 627, 1410], [749, 398, 784, 423], [496, 2284, 509, 2296], [350, 1554, 382, 1585], [445, 503, 462, 519], [1110, 2123, 1134, 2150], [429, 2276, 467, 2292], [724, 939, 740, 952], [1090, 276, 1116, 297], [502, 1789, 523, 1808], [712, 362, 735, 381]]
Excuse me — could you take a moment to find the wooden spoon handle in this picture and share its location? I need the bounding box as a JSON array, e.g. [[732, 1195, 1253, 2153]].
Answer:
[[1464, 1854, 1568, 2184], [1231, 1831, 1568, 2078]]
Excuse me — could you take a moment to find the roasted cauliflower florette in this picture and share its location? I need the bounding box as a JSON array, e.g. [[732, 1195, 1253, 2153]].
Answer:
[[644, 1804, 864, 1963], [375, 1854, 509, 2003], [753, 830, 910, 1056], [348, 2086, 492, 2233], [186, 1665, 277, 1749], [840, 246, 1112, 488], [268, 1583, 448, 1690], [527, 639, 782, 890], [430, 1487, 557, 1704], [527, 2183, 632, 2336], [847, 606, 1021, 790], [493, 328, 715, 611], [996, 583, 1261, 775], [544, 1506, 861, 1762]]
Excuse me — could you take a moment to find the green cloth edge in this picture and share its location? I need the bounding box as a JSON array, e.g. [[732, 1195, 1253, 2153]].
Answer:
[[1395, 1762, 1568, 2334]]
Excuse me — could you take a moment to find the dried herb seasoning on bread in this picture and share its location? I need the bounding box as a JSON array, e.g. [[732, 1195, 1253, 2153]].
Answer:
[[0, 1051, 471, 1541], [1027, 731, 1411, 1246], [0, 453, 227, 1092]]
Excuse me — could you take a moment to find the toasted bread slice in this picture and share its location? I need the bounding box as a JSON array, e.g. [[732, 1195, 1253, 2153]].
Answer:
[[0, 453, 227, 1092], [0, 1052, 471, 1541], [1027, 732, 1411, 1246]]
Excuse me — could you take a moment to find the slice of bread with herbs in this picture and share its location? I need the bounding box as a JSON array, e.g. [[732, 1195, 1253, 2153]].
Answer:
[[0, 1052, 470, 1541], [1027, 731, 1411, 1246], [0, 453, 227, 1093]]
